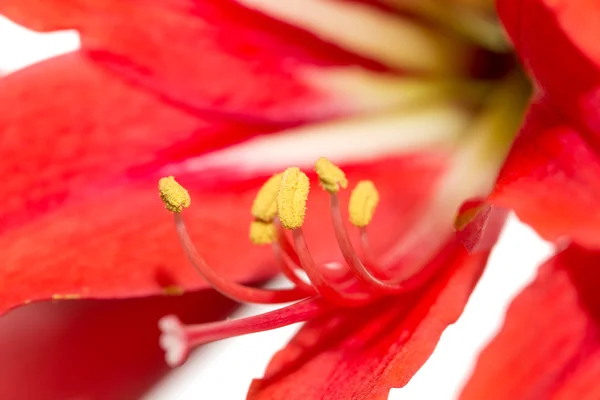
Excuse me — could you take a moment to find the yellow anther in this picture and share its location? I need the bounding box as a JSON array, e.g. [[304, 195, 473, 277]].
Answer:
[[277, 167, 310, 230], [158, 176, 191, 213], [315, 157, 348, 193], [249, 220, 277, 245], [349, 180, 379, 228], [251, 172, 283, 222]]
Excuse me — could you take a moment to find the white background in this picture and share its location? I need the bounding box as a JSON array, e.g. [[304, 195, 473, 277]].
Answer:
[[0, 17, 551, 400]]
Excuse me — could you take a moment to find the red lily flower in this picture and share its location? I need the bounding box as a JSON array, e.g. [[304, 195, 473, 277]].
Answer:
[[0, 0, 531, 398], [0, 0, 500, 314], [460, 0, 600, 398]]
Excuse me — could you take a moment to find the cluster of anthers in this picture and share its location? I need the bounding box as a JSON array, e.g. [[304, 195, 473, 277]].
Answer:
[[157, 157, 437, 367]]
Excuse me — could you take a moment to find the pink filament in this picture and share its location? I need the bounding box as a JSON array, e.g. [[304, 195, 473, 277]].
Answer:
[[274, 219, 301, 266], [272, 241, 316, 295], [174, 213, 309, 304], [272, 221, 315, 294], [329, 194, 440, 294], [292, 228, 372, 306]]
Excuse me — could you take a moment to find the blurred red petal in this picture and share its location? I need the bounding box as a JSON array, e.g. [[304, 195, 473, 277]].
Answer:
[[497, 0, 600, 145], [490, 99, 600, 248], [0, 0, 393, 122], [0, 291, 236, 400], [248, 242, 490, 400], [460, 245, 600, 400], [0, 51, 269, 232]]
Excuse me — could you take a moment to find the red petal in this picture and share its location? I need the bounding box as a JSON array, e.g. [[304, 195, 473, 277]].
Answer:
[[0, 52, 284, 314], [248, 241, 490, 400], [460, 244, 600, 400], [0, 0, 389, 122], [497, 0, 600, 144], [455, 199, 509, 253], [0, 291, 236, 400], [490, 99, 600, 248], [0, 52, 449, 314], [0, 51, 270, 231]]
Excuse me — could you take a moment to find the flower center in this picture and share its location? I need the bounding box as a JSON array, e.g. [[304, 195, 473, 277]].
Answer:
[[155, 66, 531, 367], [156, 157, 442, 366]]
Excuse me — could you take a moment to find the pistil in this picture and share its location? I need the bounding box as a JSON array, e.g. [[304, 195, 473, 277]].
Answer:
[[159, 297, 328, 367]]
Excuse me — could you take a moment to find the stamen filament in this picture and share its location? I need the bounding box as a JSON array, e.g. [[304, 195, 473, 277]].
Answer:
[[274, 219, 301, 267], [329, 193, 440, 293], [174, 213, 309, 304], [272, 240, 316, 294], [292, 228, 371, 306], [359, 227, 378, 268]]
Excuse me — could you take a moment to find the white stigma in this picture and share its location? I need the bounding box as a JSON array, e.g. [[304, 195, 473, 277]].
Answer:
[[158, 315, 188, 367]]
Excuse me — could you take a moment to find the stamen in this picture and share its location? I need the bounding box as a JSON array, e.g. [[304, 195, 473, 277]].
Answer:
[[250, 174, 314, 293], [158, 176, 191, 213], [276, 164, 371, 305], [349, 181, 380, 266], [292, 227, 372, 306], [315, 157, 348, 193], [159, 298, 327, 366], [277, 167, 310, 230], [330, 193, 439, 293], [174, 212, 309, 304], [158, 176, 311, 304], [349, 180, 380, 228], [251, 172, 283, 222], [249, 220, 277, 245]]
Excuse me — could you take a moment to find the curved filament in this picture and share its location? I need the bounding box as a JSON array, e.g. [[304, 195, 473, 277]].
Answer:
[[174, 213, 309, 304], [272, 240, 316, 295], [292, 228, 372, 306], [272, 220, 315, 294], [329, 194, 440, 294]]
